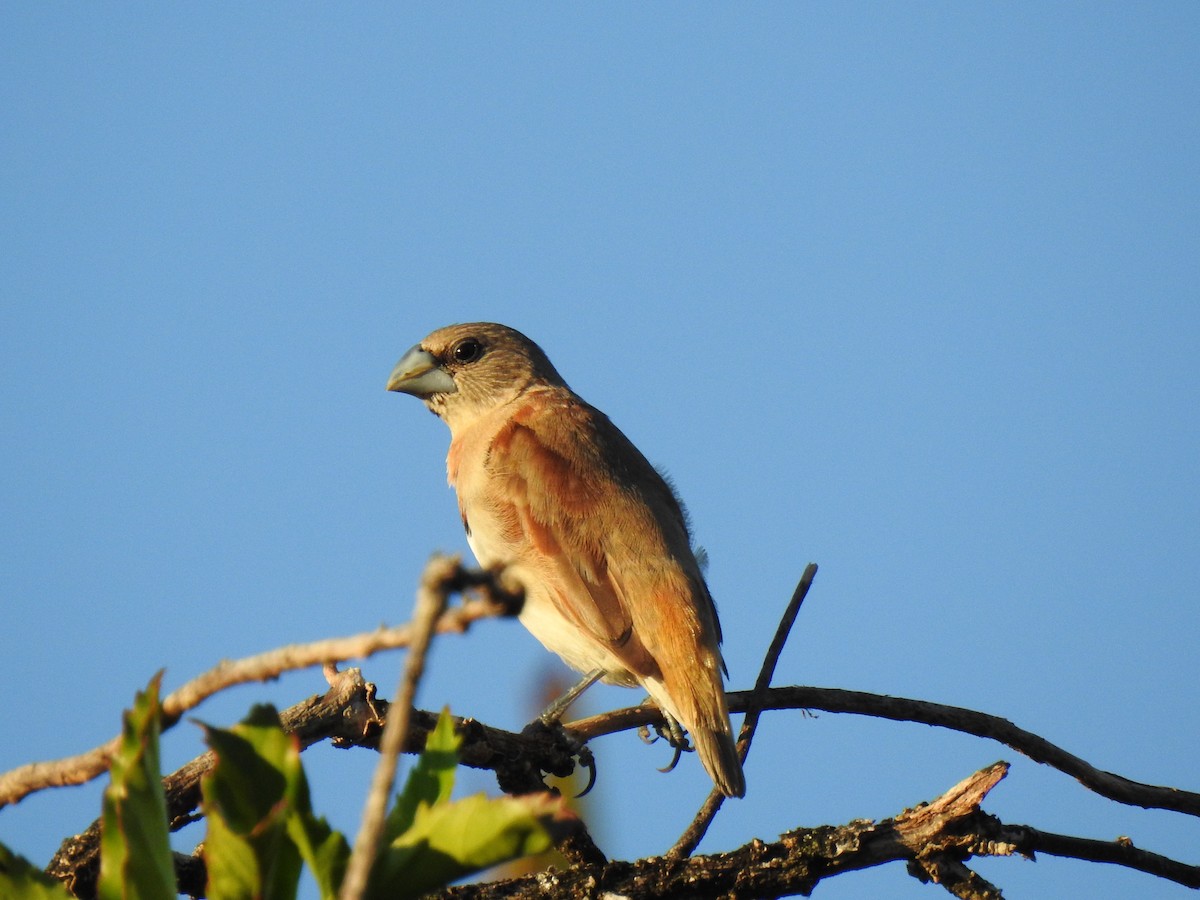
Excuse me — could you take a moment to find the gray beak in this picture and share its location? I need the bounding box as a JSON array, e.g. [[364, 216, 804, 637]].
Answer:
[[386, 345, 458, 397]]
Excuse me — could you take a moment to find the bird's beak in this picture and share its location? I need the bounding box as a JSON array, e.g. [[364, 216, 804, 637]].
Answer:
[[386, 345, 458, 397]]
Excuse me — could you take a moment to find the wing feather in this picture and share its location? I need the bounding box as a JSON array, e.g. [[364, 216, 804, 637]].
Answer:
[[484, 391, 722, 682]]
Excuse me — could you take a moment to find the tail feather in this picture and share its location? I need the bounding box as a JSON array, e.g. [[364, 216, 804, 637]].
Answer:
[[690, 714, 745, 798], [646, 675, 745, 798]]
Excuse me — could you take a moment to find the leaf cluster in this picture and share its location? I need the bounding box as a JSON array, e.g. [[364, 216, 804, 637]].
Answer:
[[0, 676, 565, 899]]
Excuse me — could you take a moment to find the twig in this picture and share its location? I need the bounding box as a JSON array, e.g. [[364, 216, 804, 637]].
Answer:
[[0, 563, 515, 810], [339, 554, 454, 899], [669, 563, 818, 858], [1017, 826, 1200, 887]]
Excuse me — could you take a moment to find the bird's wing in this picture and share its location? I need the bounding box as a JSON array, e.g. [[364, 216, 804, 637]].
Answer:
[[491, 399, 637, 646], [482, 392, 714, 677]]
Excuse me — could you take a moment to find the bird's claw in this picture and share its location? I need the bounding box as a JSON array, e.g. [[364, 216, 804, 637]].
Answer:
[[522, 717, 598, 797], [657, 743, 684, 774], [639, 704, 694, 772], [574, 744, 597, 798]]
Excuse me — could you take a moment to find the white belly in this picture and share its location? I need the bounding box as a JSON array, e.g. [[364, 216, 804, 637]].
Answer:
[[465, 519, 637, 686]]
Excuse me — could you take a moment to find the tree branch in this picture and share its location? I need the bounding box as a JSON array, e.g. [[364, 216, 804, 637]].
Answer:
[[1013, 826, 1200, 888], [0, 557, 518, 810], [730, 687, 1200, 820], [566, 686, 1200, 820], [427, 762, 1200, 899], [47, 675, 1200, 897]]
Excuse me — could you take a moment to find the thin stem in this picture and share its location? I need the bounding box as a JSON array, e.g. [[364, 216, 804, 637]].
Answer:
[[339, 554, 454, 899]]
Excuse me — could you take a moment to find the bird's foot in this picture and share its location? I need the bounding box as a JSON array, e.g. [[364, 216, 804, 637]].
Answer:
[[521, 717, 597, 797], [635, 701, 694, 772]]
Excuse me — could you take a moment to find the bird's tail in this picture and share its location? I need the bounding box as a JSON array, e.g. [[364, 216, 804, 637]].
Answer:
[[690, 710, 745, 799], [647, 670, 745, 798]]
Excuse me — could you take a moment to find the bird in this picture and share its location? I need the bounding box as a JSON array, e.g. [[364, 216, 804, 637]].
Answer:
[[386, 322, 745, 798]]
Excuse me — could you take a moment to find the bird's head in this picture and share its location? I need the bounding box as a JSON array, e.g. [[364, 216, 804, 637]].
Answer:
[[387, 323, 566, 427]]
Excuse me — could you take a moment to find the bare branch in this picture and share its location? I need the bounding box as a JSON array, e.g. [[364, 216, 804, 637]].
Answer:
[[0, 559, 517, 810], [729, 686, 1200, 819], [1015, 826, 1200, 888], [566, 685, 1200, 820]]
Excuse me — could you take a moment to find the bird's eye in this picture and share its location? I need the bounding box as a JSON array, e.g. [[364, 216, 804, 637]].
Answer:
[[451, 338, 484, 363]]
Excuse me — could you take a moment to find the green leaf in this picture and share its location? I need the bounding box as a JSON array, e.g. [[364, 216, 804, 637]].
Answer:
[[372, 792, 566, 899], [286, 809, 349, 899], [0, 843, 75, 900], [384, 707, 461, 842], [97, 673, 175, 900], [367, 707, 570, 897], [199, 705, 304, 900]]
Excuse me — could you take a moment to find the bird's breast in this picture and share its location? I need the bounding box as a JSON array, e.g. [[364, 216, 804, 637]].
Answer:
[[447, 413, 528, 564]]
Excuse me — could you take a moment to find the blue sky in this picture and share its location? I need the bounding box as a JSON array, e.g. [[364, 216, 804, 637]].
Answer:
[[2, 5, 1198, 898]]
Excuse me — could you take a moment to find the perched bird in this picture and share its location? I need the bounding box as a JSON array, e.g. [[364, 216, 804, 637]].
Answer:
[[387, 323, 745, 798]]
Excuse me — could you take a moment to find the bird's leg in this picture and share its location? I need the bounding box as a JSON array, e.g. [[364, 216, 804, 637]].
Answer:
[[519, 670, 604, 797], [537, 668, 604, 725], [660, 709, 690, 750]]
